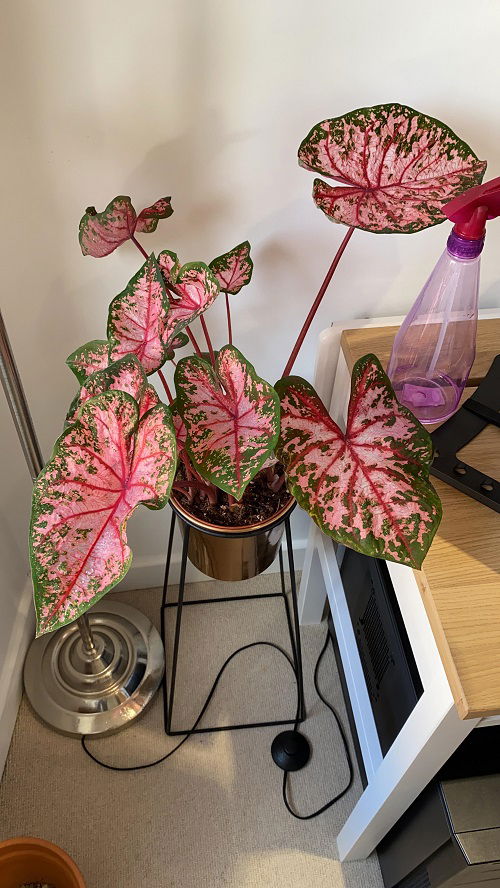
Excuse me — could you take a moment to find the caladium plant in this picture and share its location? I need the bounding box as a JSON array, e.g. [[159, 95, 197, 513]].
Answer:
[[30, 102, 486, 634]]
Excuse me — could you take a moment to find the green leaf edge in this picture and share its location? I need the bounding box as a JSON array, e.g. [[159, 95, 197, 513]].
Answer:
[[66, 339, 109, 385], [275, 354, 442, 569], [175, 344, 280, 500], [299, 102, 487, 235], [107, 253, 171, 376], [209, 241, 254, 294], [30, 390, 177, 636]]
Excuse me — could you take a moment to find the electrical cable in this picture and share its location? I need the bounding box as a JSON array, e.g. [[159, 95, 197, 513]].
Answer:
[[81, 629, 354, 819]]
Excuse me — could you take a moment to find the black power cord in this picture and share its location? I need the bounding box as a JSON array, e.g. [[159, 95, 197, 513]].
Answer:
[[81, 630, 354, 819]]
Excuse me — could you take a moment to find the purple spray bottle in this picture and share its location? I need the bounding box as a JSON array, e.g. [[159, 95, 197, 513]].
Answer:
[[388, 176, 500, 424]]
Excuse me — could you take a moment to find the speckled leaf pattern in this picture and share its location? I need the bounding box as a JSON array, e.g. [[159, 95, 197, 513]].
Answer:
[[66, 354, 158, 423], [175, 346, 280, 499], [136, 197, 173, 233], [209, 241, 253, 294], [107, 255, 170, 374], [275, 354, 441, 568], [170, 402, 187, 454], [298, 104, 487, 233], [79, 197, 137, 257], [66, 340, 110, 385], [30, 390, 177, 636], [158, 249, 180, 285], [164, 262, 219, 345]]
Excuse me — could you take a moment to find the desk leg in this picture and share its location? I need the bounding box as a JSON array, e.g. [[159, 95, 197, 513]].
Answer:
[[337, 688, 479, 861], [298, 526, 327, 625]]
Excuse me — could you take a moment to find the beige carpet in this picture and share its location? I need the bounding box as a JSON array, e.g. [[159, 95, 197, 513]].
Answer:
[[0, 574, 383, 888]]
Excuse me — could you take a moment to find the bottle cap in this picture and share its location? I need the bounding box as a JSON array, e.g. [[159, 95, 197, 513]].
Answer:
[[444, 176, 500, 239]]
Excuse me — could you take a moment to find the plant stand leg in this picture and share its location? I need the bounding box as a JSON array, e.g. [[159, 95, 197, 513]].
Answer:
[[161, 512, 306, 735]]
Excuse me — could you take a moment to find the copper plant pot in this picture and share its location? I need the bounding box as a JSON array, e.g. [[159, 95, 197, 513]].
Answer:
[[0, 837, 85, 888], [170, 495, 296, 581]]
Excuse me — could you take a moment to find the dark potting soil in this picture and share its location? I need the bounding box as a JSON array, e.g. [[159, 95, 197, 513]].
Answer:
[[174, 464, 291, 527]]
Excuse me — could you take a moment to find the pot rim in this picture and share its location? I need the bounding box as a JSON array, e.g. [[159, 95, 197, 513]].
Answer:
[[0, 836, 85, 884], [169, 492, 296, 538]]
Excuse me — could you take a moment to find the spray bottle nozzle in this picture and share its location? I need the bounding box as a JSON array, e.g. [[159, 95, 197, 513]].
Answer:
[[444, 175, 500, 239]]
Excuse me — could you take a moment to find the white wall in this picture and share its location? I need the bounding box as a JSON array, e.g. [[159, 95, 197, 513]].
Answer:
[[1, 0, 500, 685]]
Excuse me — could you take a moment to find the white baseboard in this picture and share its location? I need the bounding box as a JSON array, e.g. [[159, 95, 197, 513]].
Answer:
[[118, 538, 307, 591], [0, 578, 34, 779]]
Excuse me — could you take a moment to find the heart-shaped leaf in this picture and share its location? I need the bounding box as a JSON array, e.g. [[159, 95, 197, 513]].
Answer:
[[79, 197, 137, 258], [298, 103, 487, 233], [164, 262, 219, 345], [66, 354, 159, 424], [175, 345, 280, 499], [275, 354, 441, 568], [66, 340, 110, 384], [209, 241, 253, 294], [107, 254, 170, 374], [136, 197, 173, 233], [30, 390, 177, 636]]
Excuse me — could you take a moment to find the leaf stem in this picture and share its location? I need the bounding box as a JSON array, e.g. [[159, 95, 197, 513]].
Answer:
[[281, 226, 355, 378], [130, 234, 149, 261], [186, 326, 203, 358], [157, 369, 174, 404], [200, 314, 217, 368], [225, 293, 233, 346]]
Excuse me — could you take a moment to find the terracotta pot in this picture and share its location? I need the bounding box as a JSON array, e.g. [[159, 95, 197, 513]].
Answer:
[[0, 837, 85, 888], [170, 495, 296, 581]]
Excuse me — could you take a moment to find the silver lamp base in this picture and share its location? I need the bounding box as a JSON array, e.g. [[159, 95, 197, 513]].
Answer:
[[23, 601, 164, 736]]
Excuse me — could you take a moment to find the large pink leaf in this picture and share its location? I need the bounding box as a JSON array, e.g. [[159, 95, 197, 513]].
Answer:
[[66, 340, 110, 384], [30, 390, 177, 636], [164, 261, 219, 345], [209, 241, 253, 294], [298, 104, 486, 233], [136, 197, 173, 233], [275, 354, 441, 568], [79, 197, 137, 258], [107, 254, 170, 374], [175, 346, 280, 499], [66, 354, 159, 424]]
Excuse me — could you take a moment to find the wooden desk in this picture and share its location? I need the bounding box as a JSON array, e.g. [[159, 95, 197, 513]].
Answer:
[[341, 320, 500, 721], [298, 311, 500, 861]]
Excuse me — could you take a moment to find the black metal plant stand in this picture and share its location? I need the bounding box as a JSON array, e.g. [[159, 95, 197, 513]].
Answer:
[[160, 509, 306, 736]]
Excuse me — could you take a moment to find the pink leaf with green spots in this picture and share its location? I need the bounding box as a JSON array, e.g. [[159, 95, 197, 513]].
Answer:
[[66, 340, 110, 385], [209, 241, 253, 294], [164, 261, 219, 345], [298, 103, 486, 233], [66, 355, 159, 424], [136, 197, 173, 233], [107, 254, 170, 375], [79, 197, 137, 257], [175, 346, 280, 499], [30, 390, 177, 636], [275, 354, 441, 568]]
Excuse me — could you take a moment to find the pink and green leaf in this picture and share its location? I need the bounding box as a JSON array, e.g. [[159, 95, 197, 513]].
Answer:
[[66, 354, 156, 423], [209, 241, 253, 294], [66, 340, 110, 385], [30, 390, 177, 636], [107, 254, 170, 375], [158, 249, 180, 285], [136, 197, 173, 233], [164, 261, 219, 345], [79, 197, 137, 257], [275, 354, 441, 568], [298, 103, 486, 233], [175, 345, 280, 499]]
